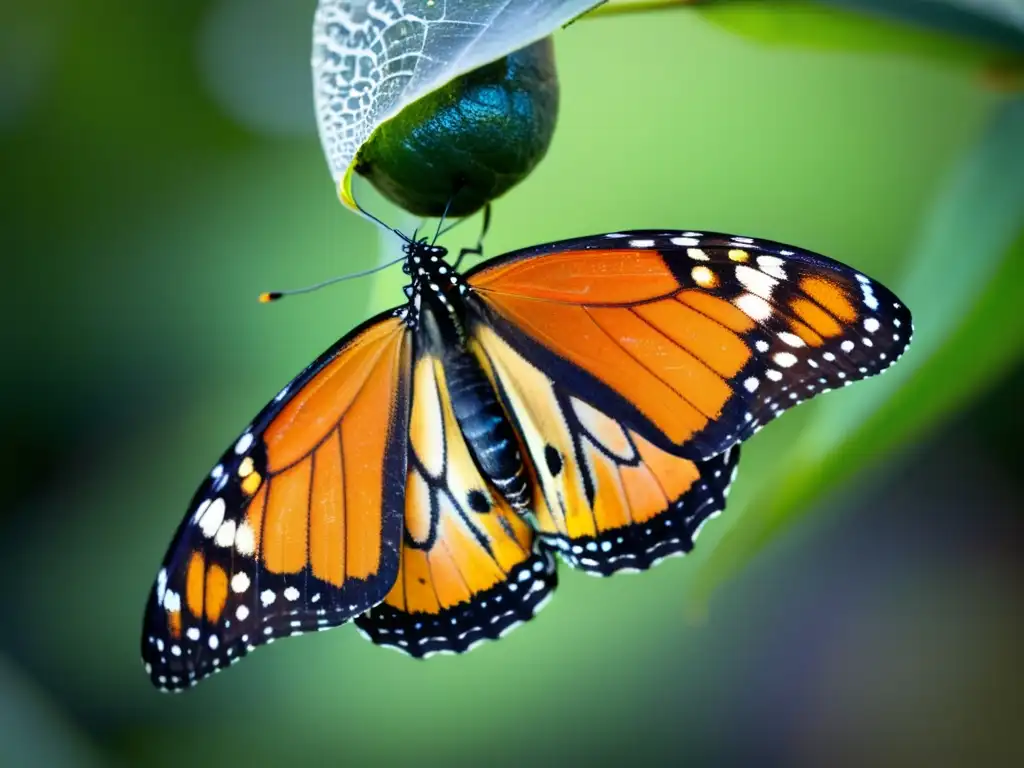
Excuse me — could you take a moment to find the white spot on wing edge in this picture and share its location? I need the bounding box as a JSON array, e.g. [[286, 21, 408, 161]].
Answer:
[[773, 352, 798, 368], [735, 264, 778, 299], [156, 568, 168, 603], [214, 520, 237, 548], [198, 498, 226, 538], [192, 498, 211, 524], [734, 293, 773, 322], [235, 522, 256, 556], [234, 432, 254, 455], [756, 255, 787, 279], [691, 265, 716, 287], [230, 572, 251, 593], [777, 331, 805, 348]]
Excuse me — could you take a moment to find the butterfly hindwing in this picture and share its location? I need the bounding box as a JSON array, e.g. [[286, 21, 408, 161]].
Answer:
[[354, 352, 557, 658], [470, 324, 740, 576], [466, 230, 912, 460], [141, 312, 411, 691]]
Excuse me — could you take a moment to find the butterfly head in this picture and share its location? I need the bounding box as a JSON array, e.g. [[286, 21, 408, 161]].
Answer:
[[400, 239, 468, 331]]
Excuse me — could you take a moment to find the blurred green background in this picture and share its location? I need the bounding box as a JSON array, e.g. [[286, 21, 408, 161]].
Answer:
[[2, 1, 1022, 765]]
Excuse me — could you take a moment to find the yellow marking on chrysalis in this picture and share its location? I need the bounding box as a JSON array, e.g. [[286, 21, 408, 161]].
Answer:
[[238, 456, 255, 477], [240, 471, 262, 496], [728, 249, 750, 262], [339, 170, 358, 213], [691, 265, 718, 288]]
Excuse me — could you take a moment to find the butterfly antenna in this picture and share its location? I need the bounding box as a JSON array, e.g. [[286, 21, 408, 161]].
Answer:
[[352, 195, 412, 244], [431, 195, 457, 245], [437, 194, 489, 241], [436, 217, 463, 240], [258, 254, 407, 303]]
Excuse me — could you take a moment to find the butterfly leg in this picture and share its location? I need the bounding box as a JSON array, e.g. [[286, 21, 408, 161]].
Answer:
[[453, 203, 492, 271]]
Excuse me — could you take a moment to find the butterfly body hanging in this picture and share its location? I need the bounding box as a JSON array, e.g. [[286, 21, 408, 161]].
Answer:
[[142, 230, 912, 691]]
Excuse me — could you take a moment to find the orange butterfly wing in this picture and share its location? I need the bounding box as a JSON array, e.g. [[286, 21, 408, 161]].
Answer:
[[141, 312, 411, 691], [143, 229, 915, 679], [466, 231, 912, 460], [355, 351, 556, 657], [470, 324, 740, 575]]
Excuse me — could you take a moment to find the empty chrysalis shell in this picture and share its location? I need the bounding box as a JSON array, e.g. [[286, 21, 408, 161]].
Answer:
[[354, 39, 559, 217]]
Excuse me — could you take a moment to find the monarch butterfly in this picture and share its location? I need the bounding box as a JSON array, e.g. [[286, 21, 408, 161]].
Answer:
[[141, 229, 912, 691]]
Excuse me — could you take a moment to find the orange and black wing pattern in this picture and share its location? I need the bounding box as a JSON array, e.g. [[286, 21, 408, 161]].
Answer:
[[470, 323, 741, 576], [141, 312, 411, 691], [466, 230, 912, 461], [355, 350, 556, 657]]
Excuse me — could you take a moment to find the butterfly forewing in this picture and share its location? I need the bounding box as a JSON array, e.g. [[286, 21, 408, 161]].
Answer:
[[466, 230, 912, 460], [141, 312, 411, 691]]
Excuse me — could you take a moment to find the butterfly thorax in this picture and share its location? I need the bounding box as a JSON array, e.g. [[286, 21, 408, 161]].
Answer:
[[400, 240, 467, 334], [404, 240, 531, 512]]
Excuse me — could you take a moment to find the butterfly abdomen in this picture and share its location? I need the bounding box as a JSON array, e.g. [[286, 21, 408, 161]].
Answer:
[[442, 350, 531, 511]]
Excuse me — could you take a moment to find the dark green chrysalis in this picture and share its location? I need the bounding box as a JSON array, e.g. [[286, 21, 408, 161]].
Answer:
[[354, 38, 559, 218]]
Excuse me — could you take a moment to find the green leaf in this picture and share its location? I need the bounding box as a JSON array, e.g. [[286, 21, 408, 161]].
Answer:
[[689, 97, 1024, 609], [935, 0, 1024, 33], [821, 0, 1024, 46], [671, 0, 1023, 72]]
